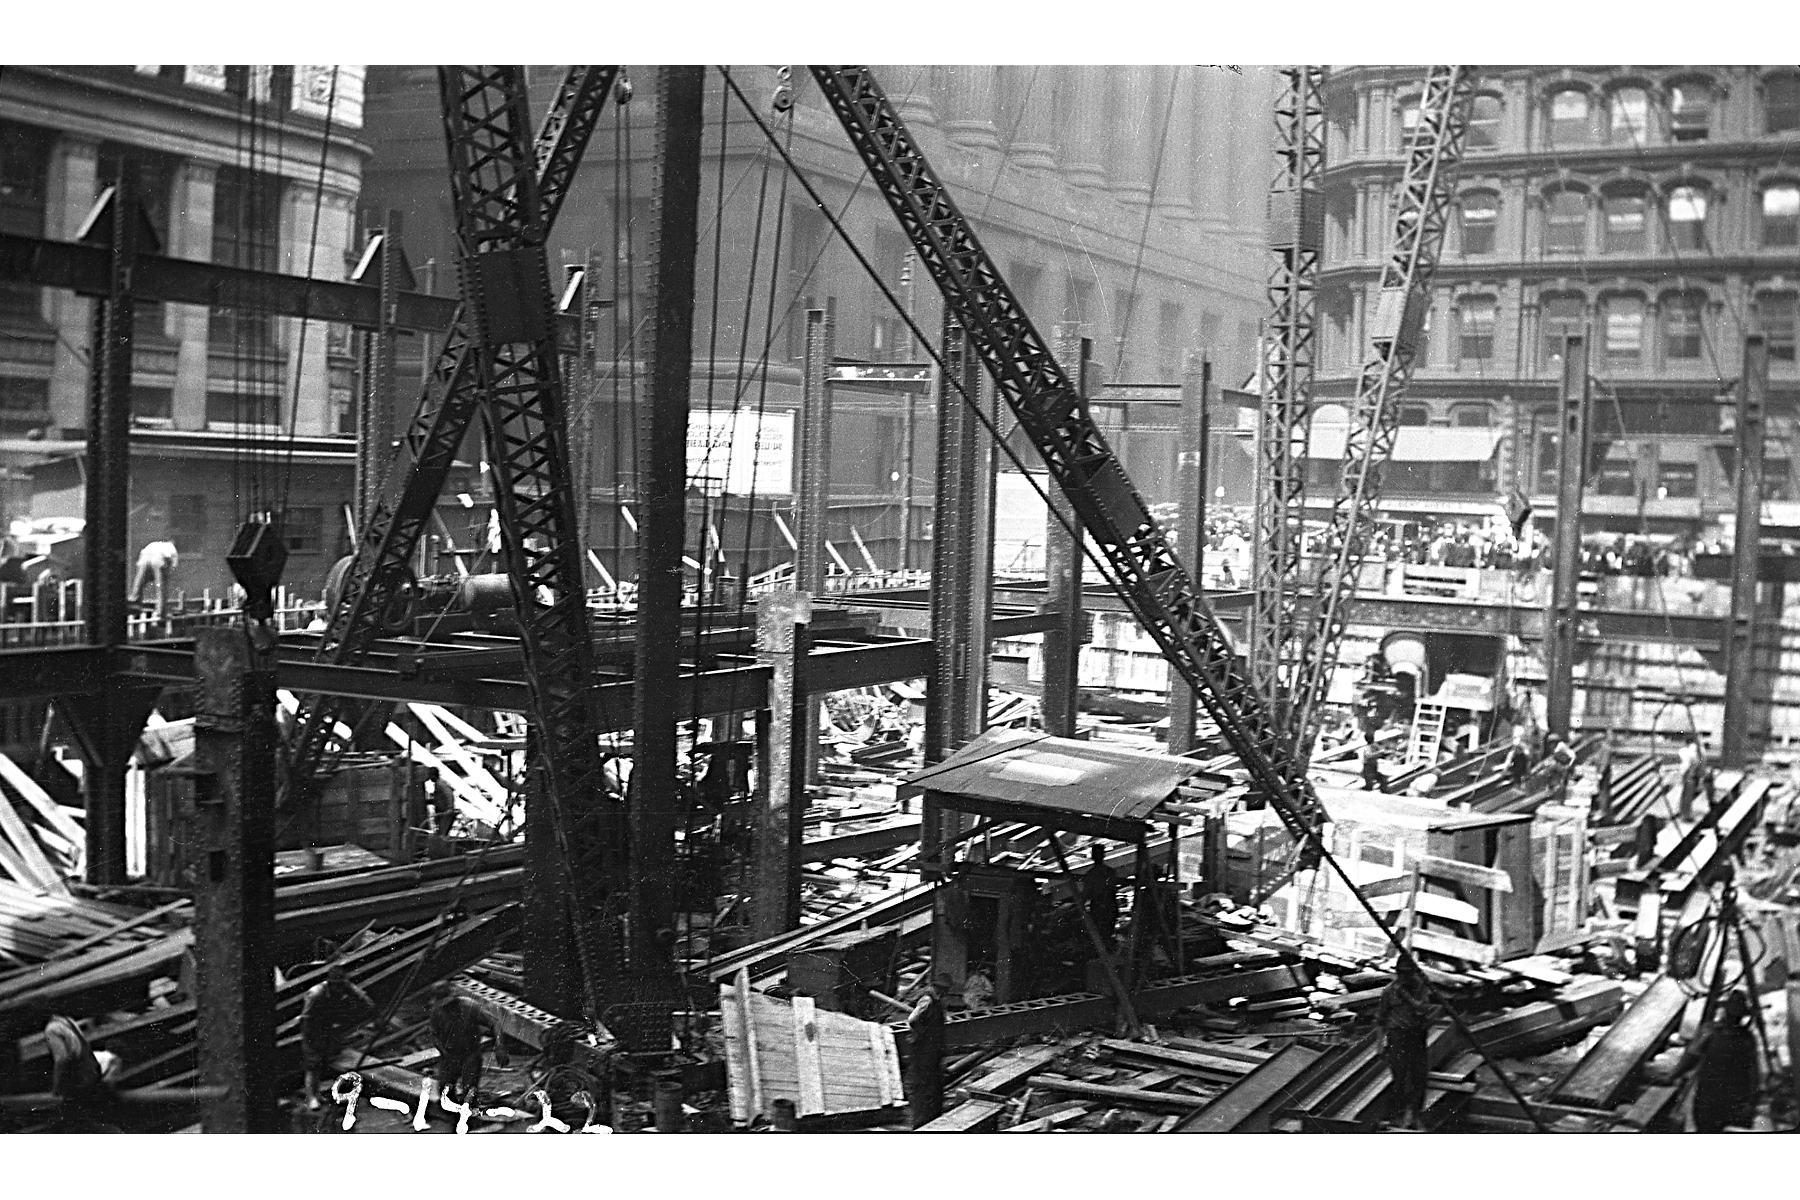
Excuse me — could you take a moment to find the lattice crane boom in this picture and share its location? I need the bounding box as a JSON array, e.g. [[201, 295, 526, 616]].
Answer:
[[435, 65, 620, 1019], [808, 67, 1329, 854], [1288, 66, 1477, 762], [287, 67, 617, 789], [1251, 66, 1325, 753]]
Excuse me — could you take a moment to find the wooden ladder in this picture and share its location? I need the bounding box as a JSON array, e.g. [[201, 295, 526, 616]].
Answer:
[[1407, 702, 1447, 766]]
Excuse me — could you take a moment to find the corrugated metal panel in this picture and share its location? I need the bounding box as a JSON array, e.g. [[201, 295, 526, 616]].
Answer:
[[905, 728, 1203, 823]]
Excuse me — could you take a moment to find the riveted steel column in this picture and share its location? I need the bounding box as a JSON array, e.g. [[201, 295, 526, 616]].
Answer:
[[1041, 328, 1089, 739], [1545, 335, 1590, 742], [1169, 353, 1212, 754], [1722, 335, 1769, 768], [752, 591, 810, 938]]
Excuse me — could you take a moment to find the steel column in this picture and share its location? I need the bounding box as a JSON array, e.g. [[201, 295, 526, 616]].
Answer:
[[188, 626, 279, 1133], [753, 592, 810, 939], [1169, 353, 1211, 754], [793, 304, 836, 596], [1722, 335, 1769, 768], [1040, 327, 1089, 739], [1546, 334, 1591, 742], [629, 65, 705, 991], [354, 210, 404, 527], [80, 165, 138, 884]]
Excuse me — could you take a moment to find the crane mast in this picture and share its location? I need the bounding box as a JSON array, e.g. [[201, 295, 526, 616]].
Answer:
[[1288, 66, 1477, 763], [1251, 66, 1325, 757]]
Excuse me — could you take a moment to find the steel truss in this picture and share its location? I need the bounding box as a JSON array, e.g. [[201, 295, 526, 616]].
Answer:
[[808, 67, 1328, 854], [1250, 65, 1325, 758], [433, 65, 621, 1020], [1289, 66, 1476, 764], [288, 67, 617, 788]]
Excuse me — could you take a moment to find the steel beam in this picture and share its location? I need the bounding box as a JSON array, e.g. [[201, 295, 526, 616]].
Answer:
[[354, 211, 406, 527], [1546, 334, 1592, 741], [1169, 354, 1211, 754], [79, 169, 138, 884], [1721, 336, 1769, 768], [793, 305, 836, 596], [629, 66, 705, 1006], [188, 627, 279, 1133]]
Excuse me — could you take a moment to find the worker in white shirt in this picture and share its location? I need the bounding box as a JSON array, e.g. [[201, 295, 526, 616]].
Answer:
[[131, 540, 180, 616]]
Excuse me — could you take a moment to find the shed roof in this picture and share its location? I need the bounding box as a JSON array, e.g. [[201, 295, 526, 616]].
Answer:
[[905, 729, 1205, 829]]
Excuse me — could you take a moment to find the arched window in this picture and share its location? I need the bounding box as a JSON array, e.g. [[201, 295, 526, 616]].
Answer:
[[1541, 294, 1586, 366], [1609, 87, 1650, 144], [1662, 291, 1705, 360], [1602, 190, 1647, 254], [1452, 403, 1492, 427], [1604, 295, 1645, 363], [1767, 74, 1800, 134], [1460, 190, 1498, 255], [1763, 183, 1800, 247], [1550, 89, 1590, 146], [1668, 186, 1708, 251], [1459, 296, 1497, 362], [1398, 404, 1431, 426], [1545, 189, 1587, 254], [1467, 94, 1503, 150], [1670, 81, 1711, 141]]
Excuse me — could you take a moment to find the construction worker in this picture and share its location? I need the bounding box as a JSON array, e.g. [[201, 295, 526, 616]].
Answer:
[[300, 966, 377, 1110], [1505, 734, 1532, 786], [43, 1015, 121, 1132], [1677, 739, 1702, 820], [905, 980, 946, 1128], [1690, 990, 1760, 1132], [428, 982, 509, 1111], [1080, 843, 1121, 947], [1361, 744, 1387, 793], [1377, 957, 1443, 1130], [130, 539, 180, 615]]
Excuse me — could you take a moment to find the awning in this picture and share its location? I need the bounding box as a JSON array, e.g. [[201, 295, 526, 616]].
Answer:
[[1306, 425, 1505, 463]]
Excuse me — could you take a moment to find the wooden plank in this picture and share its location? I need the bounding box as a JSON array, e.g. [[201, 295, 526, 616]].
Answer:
[[1618, 1083, 1680, 1130], [1003, 1106, 1087, 1132], [39, 898, 188, 964], [1416, 854, 1512, 893], [1031, 1074, 1208, 1109], [1174, 1042, 1326, 1133], [1368, 889, 1481, 925], [867, 1021, 894, 1108], [1410, 929, 1499, 966], [0, 752, 86, 855], [961, 1042, 1065, 1094], [792, 994, 825, 1117], [1553, 975, 1688, 1109], [736, 970, 762, 1124], [916, 1097, 1004, 1132], [1097, 1038, 1255, 1077], [1357, 873, 1419, 901], [0, 786, 64, 895]]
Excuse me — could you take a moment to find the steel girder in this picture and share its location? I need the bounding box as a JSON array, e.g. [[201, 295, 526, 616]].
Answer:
[[807, 67, 1329, 852], [1250, 66, 1325, 757], [287, 66, 617, 789], [1288, 66, 1476, 765], [435, 65, 621, 1020]]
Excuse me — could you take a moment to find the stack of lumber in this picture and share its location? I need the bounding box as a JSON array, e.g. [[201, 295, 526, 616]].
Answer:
[[0, 882, 183, 969], [0, 751, 84, 895]]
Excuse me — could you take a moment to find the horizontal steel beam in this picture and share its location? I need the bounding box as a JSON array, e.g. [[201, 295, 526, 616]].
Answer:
[[0, 232, 579, 347]]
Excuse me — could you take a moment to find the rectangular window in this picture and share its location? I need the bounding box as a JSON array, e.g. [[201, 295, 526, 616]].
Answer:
[[1466, 95, 1502, 150], [0, 376, 49, 430], [1610, 88, 1649, 144], [130, 385, 173, 424], [1597, 449, 1637, 496], [1668, 188, 1708, 251], [1670, 83, 1711, 141], [1767, 460, 1795, 502], [1358, 840, 1396, 868], [1768, 76, 1800, 134], [283, 507, 324, 554], [1760, 293, 1798, 362], [1461, 195, 1497, 255], [1398, 405, 1431, 427], [1158, 300, 1184, 381], [1656, 458, 1698, 499], [170, 494, 208, 555], [1535, 426, 1560, 492], [205, 391, 280, 428], [0, 123, 52, 329], [1542, 296, 1586, 367], [210, 165, 282, 356], [1546, 192, 1587, 254], [1454, 404, 1492, 426], [1764, 185, 1800, 248], [1603, 194, 1646, 254], [1459, 298, 1496, 361], [1605, 298, 1644, 362], [1550, 91, 1590, 145], [1663, 295, 1704, 360]]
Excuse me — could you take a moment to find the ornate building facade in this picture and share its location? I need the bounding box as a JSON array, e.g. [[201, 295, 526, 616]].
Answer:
[[1315, 66, 1800, 537]]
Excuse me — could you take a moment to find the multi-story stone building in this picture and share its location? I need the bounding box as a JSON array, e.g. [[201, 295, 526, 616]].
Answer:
[[360, 65, 1277, 577], [0, 66, 369, 596], [1315, 66, 1800, 540]]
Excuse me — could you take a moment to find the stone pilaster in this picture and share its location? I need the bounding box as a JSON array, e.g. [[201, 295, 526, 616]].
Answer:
[[1108, 66, 1157, 208], [1006, 65, 1057, 173], [1158, 66, 1195, 221], [943, 65, 1000, 152], [170, 159, 216, 432], [1059, 66, 1108, 191]]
